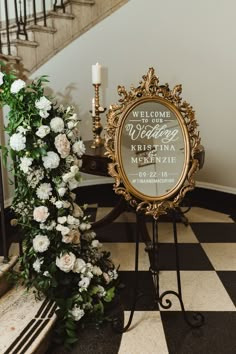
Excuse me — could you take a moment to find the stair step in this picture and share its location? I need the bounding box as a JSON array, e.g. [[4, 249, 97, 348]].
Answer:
[[0, 256, 18, 298], [0, 285, 57, 354]]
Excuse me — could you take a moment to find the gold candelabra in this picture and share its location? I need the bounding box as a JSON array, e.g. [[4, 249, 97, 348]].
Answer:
[[91, 83, 106, 149]]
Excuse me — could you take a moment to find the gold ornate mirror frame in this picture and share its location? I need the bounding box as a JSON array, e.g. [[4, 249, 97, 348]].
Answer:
[[105, 68, 201, 219]]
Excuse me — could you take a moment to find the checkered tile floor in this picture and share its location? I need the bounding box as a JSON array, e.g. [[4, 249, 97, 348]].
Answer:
[[84, 201, 236, 354]]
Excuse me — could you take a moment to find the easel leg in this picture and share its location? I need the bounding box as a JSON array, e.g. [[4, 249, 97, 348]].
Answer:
[[159, 210, 205, 327]]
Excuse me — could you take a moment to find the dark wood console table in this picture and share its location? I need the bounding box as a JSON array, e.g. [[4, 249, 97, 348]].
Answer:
[[80, 140, 205, 230], [80, 141, 128, 230]]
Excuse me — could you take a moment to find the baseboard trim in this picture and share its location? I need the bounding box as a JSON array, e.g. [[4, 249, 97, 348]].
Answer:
[[196, 181, 236, 195]]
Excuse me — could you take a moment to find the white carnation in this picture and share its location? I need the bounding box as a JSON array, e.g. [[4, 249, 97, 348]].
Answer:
[[10, 79, 26, 94], [42, 151, 60, 169], [50, 117, 64, 133], [72, 140, 86, 157], [33, 234, 50, 253], [36, 183, 52, 200], [9, 133, 26, 151], [36, 125, 50, 138], [69, 305, 85, 322], [19, 156, 33, 174]]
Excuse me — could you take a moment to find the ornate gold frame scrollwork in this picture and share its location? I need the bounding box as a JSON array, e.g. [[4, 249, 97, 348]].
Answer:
[[105, 68, 202, 219]]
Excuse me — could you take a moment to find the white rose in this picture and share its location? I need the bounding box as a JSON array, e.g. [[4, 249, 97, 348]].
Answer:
[[56, 252, 76, 273], [73, 258, 86, 273], [10, 79, 26, 94], [36, 125, 50, 138], [33, 206, 49, 223], [33, 234, 50, 253], [50, 117, 64, 133]]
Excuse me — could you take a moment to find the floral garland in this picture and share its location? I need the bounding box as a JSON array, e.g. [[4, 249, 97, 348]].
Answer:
[[0, 64, 117, 347]]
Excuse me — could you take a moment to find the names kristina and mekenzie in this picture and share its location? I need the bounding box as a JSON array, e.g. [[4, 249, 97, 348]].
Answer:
[[125, 110, 180, 166]]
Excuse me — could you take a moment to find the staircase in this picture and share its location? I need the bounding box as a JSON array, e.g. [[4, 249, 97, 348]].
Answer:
[[0, 1, 128, 352], [0, 0, 128, 75]]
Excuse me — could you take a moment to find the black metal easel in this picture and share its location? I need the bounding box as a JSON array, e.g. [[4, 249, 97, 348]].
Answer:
[[112, 208, 205, 333]]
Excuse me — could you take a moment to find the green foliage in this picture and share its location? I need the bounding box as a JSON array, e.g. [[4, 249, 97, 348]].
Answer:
[[0, 67, 118, 348]]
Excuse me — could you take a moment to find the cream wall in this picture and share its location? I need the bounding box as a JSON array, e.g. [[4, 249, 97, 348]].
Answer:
[[28, 0, 236, 194]]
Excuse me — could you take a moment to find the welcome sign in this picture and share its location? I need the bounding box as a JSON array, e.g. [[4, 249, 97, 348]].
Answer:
[[106, 68, 201, 218]]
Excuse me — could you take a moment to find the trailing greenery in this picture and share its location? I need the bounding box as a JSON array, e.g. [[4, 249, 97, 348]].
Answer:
[[0, 63, 118, 348]]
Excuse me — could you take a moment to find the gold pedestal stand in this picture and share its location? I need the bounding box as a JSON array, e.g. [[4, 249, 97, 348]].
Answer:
[[91, 83, 106, 148]]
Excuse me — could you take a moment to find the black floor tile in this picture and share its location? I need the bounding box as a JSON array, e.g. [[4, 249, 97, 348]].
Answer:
[[161, 311, 236, 354], [217, 271, 236, 307], [118, 271, 158, 311], [96, 222, 139, 242], [190, 223, 236, 243], [152, 244, 214, 270]]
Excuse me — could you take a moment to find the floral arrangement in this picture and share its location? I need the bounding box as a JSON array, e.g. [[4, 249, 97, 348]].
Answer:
[[0, 64, 117, 347]]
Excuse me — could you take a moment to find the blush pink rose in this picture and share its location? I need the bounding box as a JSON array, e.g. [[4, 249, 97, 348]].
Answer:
[[54, 134, 70, 158], [33, 206, 49, 223]]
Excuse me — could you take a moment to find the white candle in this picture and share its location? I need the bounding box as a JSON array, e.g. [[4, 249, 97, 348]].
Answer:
[[92, 62, 102, 84], [92, 98, 95, 116]]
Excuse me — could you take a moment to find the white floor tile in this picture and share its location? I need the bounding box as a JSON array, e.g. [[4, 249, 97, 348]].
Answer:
[[202, 243, 236, 270], [118, 311, 169, 354], [187, 207, 234, 223], [102, 243, 150, 271], [159, 270, 236, 311], [146, 222, 199, 243]]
